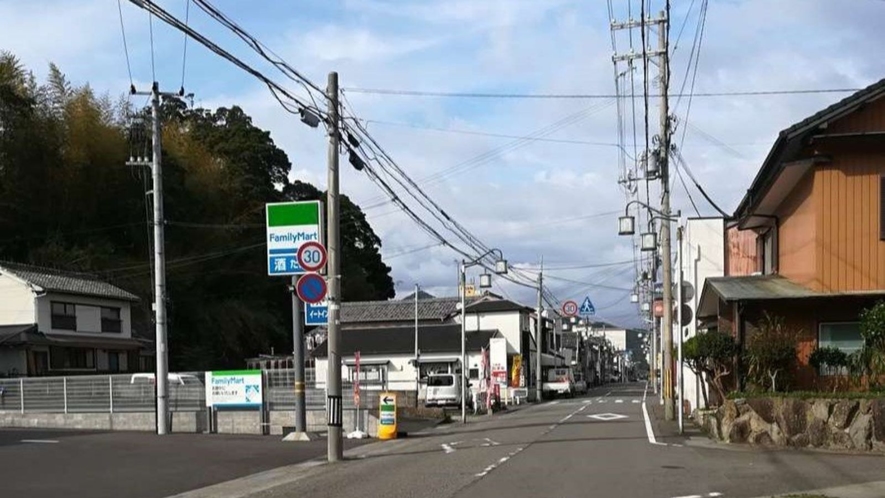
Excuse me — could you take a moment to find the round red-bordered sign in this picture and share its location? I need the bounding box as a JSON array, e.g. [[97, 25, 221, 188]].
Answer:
[[296, 273, 327, 304], [297, 241, 327, 273], [561, 300, 579, 317]]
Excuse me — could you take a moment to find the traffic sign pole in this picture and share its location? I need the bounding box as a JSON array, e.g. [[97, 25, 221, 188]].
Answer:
[[291, 275, 307, 435]]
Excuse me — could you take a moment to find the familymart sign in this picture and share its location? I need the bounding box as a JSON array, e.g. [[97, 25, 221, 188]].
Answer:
[[266, 200, 323, 275]]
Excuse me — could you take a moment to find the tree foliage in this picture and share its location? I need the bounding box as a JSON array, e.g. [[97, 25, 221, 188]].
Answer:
[[0, 54, 395, 370], [683, 329, 737, 406], [744, 313, 799, 393]]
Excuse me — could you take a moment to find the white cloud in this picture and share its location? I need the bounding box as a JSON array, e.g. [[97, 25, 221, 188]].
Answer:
[[6, 0, 885, 327]]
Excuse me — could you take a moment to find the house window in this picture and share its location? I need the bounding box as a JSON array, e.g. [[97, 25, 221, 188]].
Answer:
[[50, 302, 77, 330], [100, 307, 122, 333], [818, 322, 863, 376], [49, 347, 95, 370]]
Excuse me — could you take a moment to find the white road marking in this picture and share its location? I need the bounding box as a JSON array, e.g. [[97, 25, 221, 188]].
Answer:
[[484, 438, 500, 446], [615, 399, 624, 403], [597, 400, 608, 404], [441, 443, 456, 454], [549, 400, 560, 405], [587, 413, 628, 421], [671, 495, 702, 498], [20, 439, 58, 444], [642, 382, 666, 446], [671, 494, 722, 498], [632, 399, 641, 403], [582, 399, 592, 404], [708, 493, 723, 497]]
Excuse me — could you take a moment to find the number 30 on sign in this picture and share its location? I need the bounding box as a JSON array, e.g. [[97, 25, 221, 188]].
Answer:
[[297, 241, 327, 273]]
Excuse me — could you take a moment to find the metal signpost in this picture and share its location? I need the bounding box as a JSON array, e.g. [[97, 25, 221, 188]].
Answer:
[[266, 200, 324, 440]]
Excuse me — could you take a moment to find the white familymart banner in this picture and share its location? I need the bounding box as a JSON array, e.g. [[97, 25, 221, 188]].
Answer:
[[205, 370, 263, 408]]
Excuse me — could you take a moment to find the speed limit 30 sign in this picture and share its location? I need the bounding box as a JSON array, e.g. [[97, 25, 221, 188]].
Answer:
[[561, 300, 578, 317], [297, 241, 327, 273]]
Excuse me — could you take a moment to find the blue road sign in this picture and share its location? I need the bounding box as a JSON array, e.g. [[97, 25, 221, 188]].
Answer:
[[296, 273, 327, 304], [305, 299, 328, 326], [579, 296, 596, 317]]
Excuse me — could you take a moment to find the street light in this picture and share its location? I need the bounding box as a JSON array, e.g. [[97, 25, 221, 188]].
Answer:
[[460, 248, 507, 424], [630, 293, 639, 303], [618, 215, 636, 236], [641, 232, 657, 251]]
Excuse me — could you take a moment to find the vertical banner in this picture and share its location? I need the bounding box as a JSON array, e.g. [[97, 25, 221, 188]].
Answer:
[[354, 351, 361, 407], [510, 355, 523, 388], [490, 337, 508, 386]]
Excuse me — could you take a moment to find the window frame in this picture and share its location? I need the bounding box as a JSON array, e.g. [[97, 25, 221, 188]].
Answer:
[[100, 306, 122, 333], [817, 321, 863, 376], [50, 301, 77, 330], [49, 346, 96, 371]]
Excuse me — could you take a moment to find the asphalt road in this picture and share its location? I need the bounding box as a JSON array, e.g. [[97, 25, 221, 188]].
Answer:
[[241, 383, 885, 498], [0, 428, 365, 498]]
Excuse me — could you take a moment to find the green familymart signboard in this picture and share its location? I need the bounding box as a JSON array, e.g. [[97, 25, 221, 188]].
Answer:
[[265, 200, 323, 275]]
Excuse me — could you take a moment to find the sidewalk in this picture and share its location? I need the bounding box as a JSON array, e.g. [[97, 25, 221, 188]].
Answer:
[[648, 400, 718, 448]]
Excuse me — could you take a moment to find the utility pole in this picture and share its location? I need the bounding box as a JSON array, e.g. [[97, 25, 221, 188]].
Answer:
[[414, 283, 420, 405], [325, 71, 343, 462], [460, 262, 467, 423], [535, 261, 543, 402], [129, 82, 173, 435], [677, 225, 684, 434], [291, 276, 306, 434], [657, 8, 675, 422]]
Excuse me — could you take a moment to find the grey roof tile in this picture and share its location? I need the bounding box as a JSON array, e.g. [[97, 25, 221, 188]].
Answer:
[[0, 262, 140, 302]]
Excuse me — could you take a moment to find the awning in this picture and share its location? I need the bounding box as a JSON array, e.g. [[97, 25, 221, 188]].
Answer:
[[343, 358, 390, 366]]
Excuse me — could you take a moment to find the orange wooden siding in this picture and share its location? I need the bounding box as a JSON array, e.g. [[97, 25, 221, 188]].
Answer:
[[827, 96, 885, 134], [775, 170, 818, 289], [815, 157, 885, 292]]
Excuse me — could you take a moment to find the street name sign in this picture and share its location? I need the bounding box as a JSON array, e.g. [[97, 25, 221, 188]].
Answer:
[[579, 297, 596, 317], [204, 370, 263, 408], [266, 201, 323, 276]]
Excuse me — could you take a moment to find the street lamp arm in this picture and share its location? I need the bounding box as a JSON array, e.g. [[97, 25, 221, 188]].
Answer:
[[464, 248, 504, 268], [624, 199, 679, 221]]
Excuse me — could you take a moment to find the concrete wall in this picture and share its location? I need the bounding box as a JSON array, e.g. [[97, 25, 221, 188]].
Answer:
[[683, 218, 725, 412], [0, 409, 380, 437], [0, 411, 205, 432], [466, 311, 523, 354], [0, 272, 35, 325], [36, 292, 132, 337]]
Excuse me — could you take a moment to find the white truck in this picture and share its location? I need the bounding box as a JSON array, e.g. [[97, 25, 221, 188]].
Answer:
[[542, 367, 575, 399]]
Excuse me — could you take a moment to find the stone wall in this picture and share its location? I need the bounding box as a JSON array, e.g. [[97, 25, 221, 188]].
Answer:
[[700, 397, 885, 451]]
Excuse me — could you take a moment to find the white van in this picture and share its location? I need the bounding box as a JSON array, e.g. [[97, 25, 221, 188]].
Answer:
[[424, 373, 462, 408], [130, 373, 203, 386]]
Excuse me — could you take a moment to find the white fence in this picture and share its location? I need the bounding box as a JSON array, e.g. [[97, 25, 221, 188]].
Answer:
[[0, 369, 381, 414]]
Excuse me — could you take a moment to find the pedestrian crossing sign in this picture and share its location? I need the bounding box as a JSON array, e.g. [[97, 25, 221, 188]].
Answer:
[[579, 297, 596, 317]]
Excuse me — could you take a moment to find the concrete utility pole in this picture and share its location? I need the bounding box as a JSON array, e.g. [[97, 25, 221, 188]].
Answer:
[[129, 83, 174, 435], [414, 283, 420, 404], [460, 262, 467, 423], [151, 84, 169, 435], [325, 72, 343, 462], [535, 261, 543, 402], [677, 225, 684, 434], [657, 9, 676, 422], [291, 275, 306, 433]]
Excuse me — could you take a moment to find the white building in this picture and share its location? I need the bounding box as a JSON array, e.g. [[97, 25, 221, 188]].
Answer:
[[680, 217, 725, 412], [0, 262, 150, 377]]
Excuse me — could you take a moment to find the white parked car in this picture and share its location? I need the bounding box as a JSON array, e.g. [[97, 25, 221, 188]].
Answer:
[[130, 373, 203, 386], [424, 373, 464, 408]]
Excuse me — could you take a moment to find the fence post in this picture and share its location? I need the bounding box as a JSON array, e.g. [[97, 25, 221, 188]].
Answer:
[[109, 376, 114, 414], [20, 378, 24, 413], [63, 377, 68, 414]]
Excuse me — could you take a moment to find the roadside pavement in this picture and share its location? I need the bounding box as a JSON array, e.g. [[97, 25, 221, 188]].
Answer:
[[0, 427, 367, 498]]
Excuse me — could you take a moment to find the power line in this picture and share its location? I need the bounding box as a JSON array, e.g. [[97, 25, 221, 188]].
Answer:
[[180, 0, 191, 92], [671, 150, 729, 217], [116, 0, 134, 87], [342, 87, 862, 99]]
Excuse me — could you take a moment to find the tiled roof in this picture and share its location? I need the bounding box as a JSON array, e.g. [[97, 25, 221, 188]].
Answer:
[[312, 323, 499, 357], [0, 262, 140, 302], [341, 296, 481, 323], [465, 299, 533, 314]]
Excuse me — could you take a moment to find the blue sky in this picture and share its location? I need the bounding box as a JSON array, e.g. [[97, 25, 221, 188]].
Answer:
[[3, 0, 885, 327]]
